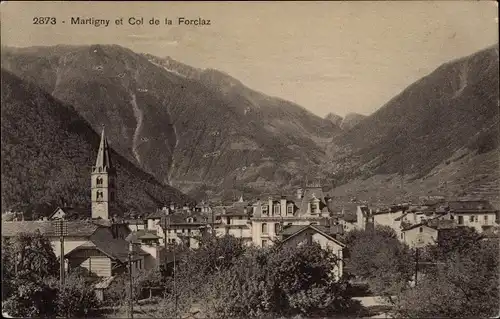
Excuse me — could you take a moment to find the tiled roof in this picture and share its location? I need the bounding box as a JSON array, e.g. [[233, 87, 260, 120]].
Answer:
[[138, 232, 161, 240], [428, 200, 497, 213], [281, 224, 346, 247], [125, 229, 160, 243], [394, 212, 409, 221], [298, 186, 327, 215], [89, 230, 148, 262], [401, 218, 456, 232], [2, 221, 100, 237], [49, 206, 89, 219]]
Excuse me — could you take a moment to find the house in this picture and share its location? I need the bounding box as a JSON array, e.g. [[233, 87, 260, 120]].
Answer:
[[444, 201, 498, 232], [156, 212, 212, 249], [49, 206, 89, 220], [126, 230, 165, 270], [1, 219, 135, 276], [280, 223, 346, 279], [49, 207, 67, 220], [214, 203, 253, 245], [401, 218, 457, 248], [250, 184, 331, 247], [337, 205, 372, 232]]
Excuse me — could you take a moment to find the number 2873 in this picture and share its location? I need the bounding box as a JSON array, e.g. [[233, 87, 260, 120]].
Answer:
[[33, 17, 57, 24]]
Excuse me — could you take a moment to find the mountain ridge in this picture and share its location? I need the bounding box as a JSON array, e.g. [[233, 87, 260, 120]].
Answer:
[[1, 68, 191, 216], [1, 44, 339, 201], [325, 44, 499, 206]]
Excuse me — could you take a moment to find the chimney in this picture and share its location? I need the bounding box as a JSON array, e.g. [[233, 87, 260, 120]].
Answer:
[[268, 197, 273, 216], [296, 188, 303, 200]]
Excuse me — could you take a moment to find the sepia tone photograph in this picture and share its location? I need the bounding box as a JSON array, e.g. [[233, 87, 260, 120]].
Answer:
[[0, 1, 499, 318]]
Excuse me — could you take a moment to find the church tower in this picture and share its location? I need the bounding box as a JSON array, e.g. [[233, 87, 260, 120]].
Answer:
[[91, 127, 116, 220]]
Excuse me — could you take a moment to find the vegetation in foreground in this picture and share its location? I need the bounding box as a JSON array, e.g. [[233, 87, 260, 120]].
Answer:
[[2, 226, 498, 318]]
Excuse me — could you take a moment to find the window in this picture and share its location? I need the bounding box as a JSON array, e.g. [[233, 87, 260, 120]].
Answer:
[[458, 216, 464, 225], [261, 223, 268, 234], [273, 205, 280, 216], [262, 205, 268, 216], [226, 217, 231, 224], [485, 215, 489, 222], [469, 216, 474, 222], [96, 191, 103, 200], [96, 177, 103, 185], [274, 223, 280, 234], [262, 240, 268, 247], [419, 227, 423, 233], [287, 205, 294, 215], [311, 204, 317, 212]]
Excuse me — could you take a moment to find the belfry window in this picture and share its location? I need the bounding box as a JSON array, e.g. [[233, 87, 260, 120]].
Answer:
[[97, 191, 104, 200], [97, 177, 103, 185]]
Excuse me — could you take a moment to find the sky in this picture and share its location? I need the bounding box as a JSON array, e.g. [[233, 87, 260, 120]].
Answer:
[[1, 1, 498, 117]]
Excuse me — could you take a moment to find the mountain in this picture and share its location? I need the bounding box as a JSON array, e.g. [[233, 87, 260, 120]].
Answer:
[[326, 45, 499, 207], [339, 113, 367, 130], [0, 69, 191, 216], [324, 113, 343, 127], [1, 45, 339, 200]]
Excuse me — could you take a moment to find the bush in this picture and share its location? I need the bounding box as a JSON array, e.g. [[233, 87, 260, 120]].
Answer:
[[2, 277, 58, 318], [393, 229, 499, 318], [200, 243, 363, 318], [56, 273, 101, 318]]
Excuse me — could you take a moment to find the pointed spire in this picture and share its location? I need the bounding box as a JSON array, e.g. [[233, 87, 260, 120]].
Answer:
[[95, 126, 112, 169]]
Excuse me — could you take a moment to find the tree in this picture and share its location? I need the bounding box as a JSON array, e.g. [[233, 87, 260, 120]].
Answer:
[[200, 243, 364, 318], [393, 229, 499, 318], [56, 272, 101, 318], [2, 231, 59, 302], [345, 226, 413, 298], [2, 277, 58, 318]]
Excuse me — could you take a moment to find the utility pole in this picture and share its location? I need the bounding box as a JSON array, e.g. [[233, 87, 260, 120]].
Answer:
[[163, 214, 178, 318], [415, 247, 419, 287], [127, 242, 134, 319], [54, 218, 67, 286]]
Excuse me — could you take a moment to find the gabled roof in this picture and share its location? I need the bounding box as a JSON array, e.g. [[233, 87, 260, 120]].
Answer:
[[125, 229, 160, 243], [2, 220, 100, 237], [394, 212, 409, 221], [70, 229, 149, 262], [48, 207, 90, 220], [401, 222, 432, 232], [281, 224, 346, 248], [401, 218, 456, 232]]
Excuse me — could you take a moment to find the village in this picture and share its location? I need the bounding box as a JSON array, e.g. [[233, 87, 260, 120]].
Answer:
[[2, 128, 499, 318]]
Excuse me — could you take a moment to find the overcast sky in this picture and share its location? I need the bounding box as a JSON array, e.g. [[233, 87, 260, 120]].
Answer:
[[1, 1, 498, 117]]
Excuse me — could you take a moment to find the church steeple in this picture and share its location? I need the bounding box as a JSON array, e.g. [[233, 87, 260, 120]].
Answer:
[[94, 127, 112, 170], [91, 127, 116, 220]]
